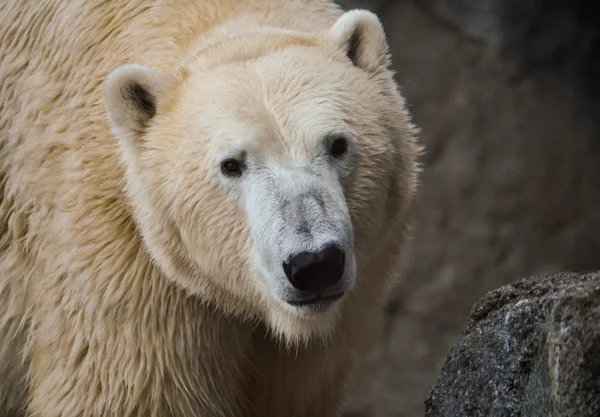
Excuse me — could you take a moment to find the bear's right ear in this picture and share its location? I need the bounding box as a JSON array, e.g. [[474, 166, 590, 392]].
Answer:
[[104, 64, 175, 154]]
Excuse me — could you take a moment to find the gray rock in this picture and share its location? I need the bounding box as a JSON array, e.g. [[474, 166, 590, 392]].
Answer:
[[425, 272, 600, 416]]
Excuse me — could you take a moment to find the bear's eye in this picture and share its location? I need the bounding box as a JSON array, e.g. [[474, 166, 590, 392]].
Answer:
[[220, 158, 243, 177], [330, 136, 349, 158]]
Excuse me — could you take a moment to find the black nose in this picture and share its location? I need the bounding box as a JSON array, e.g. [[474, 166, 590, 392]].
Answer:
[[282, 245, 345, 292]]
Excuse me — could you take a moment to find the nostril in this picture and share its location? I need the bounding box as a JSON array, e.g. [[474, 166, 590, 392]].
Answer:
[[282, 244, 346, 292]]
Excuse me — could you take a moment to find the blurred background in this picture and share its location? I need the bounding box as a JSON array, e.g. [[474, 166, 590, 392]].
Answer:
[[333, 0, 600, 416]]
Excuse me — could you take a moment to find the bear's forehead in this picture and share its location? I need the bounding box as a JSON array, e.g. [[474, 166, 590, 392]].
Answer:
[[183, 48, 357, 106], [185, 93, 348, 157], [180, 60, 355, 143]]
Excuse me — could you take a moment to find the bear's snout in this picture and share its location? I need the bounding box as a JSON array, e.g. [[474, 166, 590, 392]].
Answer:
[[280, 244, 347, 310], [283, 244, 345, 291]]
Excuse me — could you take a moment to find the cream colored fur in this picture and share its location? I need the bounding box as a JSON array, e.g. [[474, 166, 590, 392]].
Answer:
[[0, 1, 421, 416]]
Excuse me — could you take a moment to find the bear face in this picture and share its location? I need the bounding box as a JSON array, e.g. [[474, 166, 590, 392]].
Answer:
[[104, 11, 416, 343]]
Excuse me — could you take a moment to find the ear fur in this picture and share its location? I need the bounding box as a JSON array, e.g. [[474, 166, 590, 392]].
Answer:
[[329, 10, 390, 73], [104, 64, 175, 154]]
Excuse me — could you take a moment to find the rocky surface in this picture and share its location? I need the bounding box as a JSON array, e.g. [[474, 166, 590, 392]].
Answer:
[[334, 0, 600, 416], [425, 272, 600, 416]]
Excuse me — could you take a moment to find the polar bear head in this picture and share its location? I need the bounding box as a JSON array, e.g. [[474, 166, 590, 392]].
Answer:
[[104, 10, 419, 343]]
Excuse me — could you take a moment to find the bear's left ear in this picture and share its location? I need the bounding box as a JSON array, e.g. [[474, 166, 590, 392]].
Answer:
[[329, 10, 390, 73], [104, 64, 177, 155]]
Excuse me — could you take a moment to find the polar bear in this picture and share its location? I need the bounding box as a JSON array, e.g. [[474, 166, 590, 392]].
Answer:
[[0, 0, 421, 416]]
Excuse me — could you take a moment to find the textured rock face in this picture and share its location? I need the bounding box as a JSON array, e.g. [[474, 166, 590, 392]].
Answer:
[[425, 272, 600, 417]]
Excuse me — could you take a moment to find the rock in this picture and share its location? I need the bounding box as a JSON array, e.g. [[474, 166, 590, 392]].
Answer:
[[425, 272, 600, 416]]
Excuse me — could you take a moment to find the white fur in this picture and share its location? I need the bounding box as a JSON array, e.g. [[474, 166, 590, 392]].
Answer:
[[0, 1, 422, 415]]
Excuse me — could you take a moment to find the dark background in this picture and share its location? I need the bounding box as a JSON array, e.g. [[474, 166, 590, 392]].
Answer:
[[334, 1, 600, 415]]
